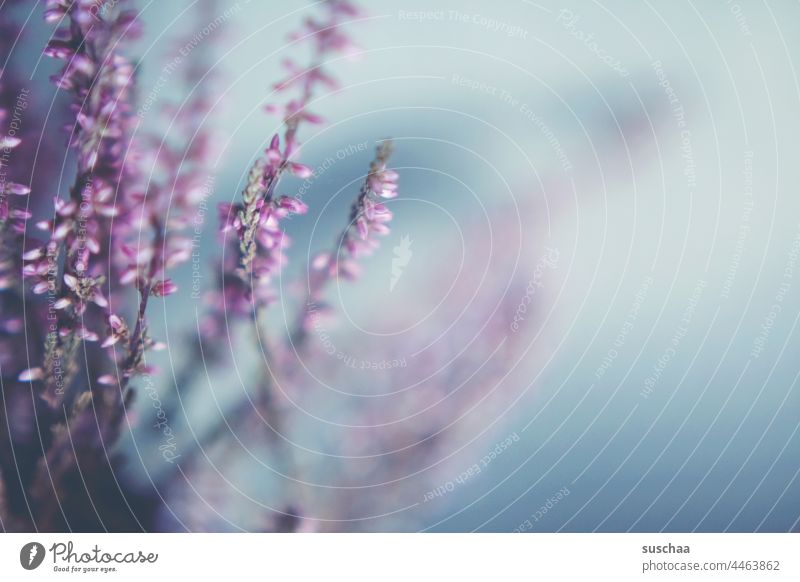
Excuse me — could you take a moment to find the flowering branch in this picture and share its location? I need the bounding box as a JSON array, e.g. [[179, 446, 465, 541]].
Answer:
[[21, 0, 140, 405], [190, 0, 363, 463], [176, 3, 365, 525], [186, 141, 400, 506], [211, 0, 359, 324], [291, 139, 397, 347]]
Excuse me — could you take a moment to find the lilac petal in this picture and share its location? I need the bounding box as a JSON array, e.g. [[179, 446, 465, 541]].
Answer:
[[356, 216, 369, 240], [151, 279, 178, 297], [54, 297, 71, 309], [120, 268, 137, 285], [76, 328, 99, 342], [303, 111, 324, 124], [5, 182, 31, 196], [63, 273, 78, 289], [0, 136, 21, 149], [92, 292, 108, 308], [101, 335, 119, 348], [22, 248, 44, 261], [109, 314, 124, 330], [19, 368, 44, 382], [278, 196, 308, 214], [54, 222, 71, 240], [312, 253, 330, 270], [289, 163, 313, 178], [33, 281, 50, 294]]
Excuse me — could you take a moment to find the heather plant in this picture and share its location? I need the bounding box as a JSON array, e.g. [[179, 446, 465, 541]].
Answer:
[[0, 28, 33, 532], [0, 0, 536, 532]]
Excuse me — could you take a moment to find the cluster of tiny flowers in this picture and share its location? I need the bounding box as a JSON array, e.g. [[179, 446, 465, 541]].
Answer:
[[102, 14, 225, 384], [0, 79, 32, 349], [0, 90, 31, 291], [206, 0, 360, 326], [115, 13, 222, 304], [19, 1, 140, 397], [289, 141, 396, 337], [211, 142, 314, 325], [0, 1, 32, 302], [333, 140, 397, 278]]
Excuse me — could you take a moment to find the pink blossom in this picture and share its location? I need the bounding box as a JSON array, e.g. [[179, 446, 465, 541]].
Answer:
[[151, 279, 178, 297]]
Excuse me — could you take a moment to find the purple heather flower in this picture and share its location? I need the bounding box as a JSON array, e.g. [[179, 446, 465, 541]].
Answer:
[[204, 0, 361, 330], [0, 16, 37, 434], [150, 279, 178, 297], [291, 140, 396, 344], [18, 0, 141, 403], [0, 115, 30, 287], [100, 313, 128, 348]]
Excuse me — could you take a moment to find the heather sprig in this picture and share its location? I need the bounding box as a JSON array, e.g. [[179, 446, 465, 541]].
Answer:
[[182, 142, 400, 522], [213, 0, 360, 322], [21, 0, 140, 403], [0, 88, 35, 518], [174, 2, 365, 529], [105, 2, 224, 385], [320, 139, 397, 277], [0, 1, 34, 322], [12, 0, 233, 531], [5, 1, 147, 531], [291, 140, 397, 346]]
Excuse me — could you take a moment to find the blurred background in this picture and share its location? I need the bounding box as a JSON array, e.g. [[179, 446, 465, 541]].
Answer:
[[4, 0, 800, 531]]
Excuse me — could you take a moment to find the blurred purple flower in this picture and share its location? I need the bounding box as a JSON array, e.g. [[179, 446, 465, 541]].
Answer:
[[292, 140, 397, 344], [201, 0, 361, 334]]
